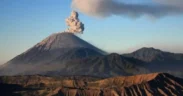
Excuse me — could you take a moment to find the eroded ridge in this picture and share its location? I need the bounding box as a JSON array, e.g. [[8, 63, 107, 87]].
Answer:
[[0, 73, 183, 96]]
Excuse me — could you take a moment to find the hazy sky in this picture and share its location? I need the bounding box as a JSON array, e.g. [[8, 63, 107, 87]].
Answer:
[[0, 0, 183, 64]]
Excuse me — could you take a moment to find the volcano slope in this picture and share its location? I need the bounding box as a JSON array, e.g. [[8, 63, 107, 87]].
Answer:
[[0, 32, 105, 76], [0, 73, 183, 96]]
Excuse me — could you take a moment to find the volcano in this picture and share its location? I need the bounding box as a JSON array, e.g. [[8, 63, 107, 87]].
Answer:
[[0, 32, 105, 75], [8, 32, 105, 64]]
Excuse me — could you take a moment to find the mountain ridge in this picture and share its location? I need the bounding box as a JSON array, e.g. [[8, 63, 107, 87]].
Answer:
[[123, 47, 183, 62], [123, 47, 183, 77]]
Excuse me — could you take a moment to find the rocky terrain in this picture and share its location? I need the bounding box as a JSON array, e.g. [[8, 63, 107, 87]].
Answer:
[[0, 73, 183, 96]]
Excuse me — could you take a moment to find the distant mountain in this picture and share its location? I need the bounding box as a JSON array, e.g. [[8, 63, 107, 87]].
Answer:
[[123, 47, 183, 77], [0, 73, 183, 96], [0, 32, 105, 75], [124, 47, 183, 62], [44, 53, 148, 77]]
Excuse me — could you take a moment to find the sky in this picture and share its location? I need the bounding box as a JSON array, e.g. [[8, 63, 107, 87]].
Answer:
[[0, 0, 183, 64]]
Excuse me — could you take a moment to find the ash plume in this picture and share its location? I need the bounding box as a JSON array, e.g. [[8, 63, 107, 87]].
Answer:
[[65, 11, 84, 34], [71, 0, 183, 18]]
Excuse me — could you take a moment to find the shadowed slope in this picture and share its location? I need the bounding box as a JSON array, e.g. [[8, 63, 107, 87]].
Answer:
[[45, 53, 148, 77]]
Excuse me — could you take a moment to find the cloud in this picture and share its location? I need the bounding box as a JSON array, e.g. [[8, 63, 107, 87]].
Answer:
[[153, 0, 183, 9], [71, 0, 183, 18]]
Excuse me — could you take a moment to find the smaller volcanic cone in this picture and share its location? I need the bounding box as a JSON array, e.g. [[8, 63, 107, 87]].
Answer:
[[65, 11, 84, 34]]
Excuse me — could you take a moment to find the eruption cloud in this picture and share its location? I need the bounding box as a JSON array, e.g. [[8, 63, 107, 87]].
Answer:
[[71, 0, 183, 18], [65, 11, 84, 34]]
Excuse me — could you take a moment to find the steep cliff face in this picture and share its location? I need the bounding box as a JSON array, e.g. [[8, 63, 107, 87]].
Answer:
[[0, 73, 183, 96]]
